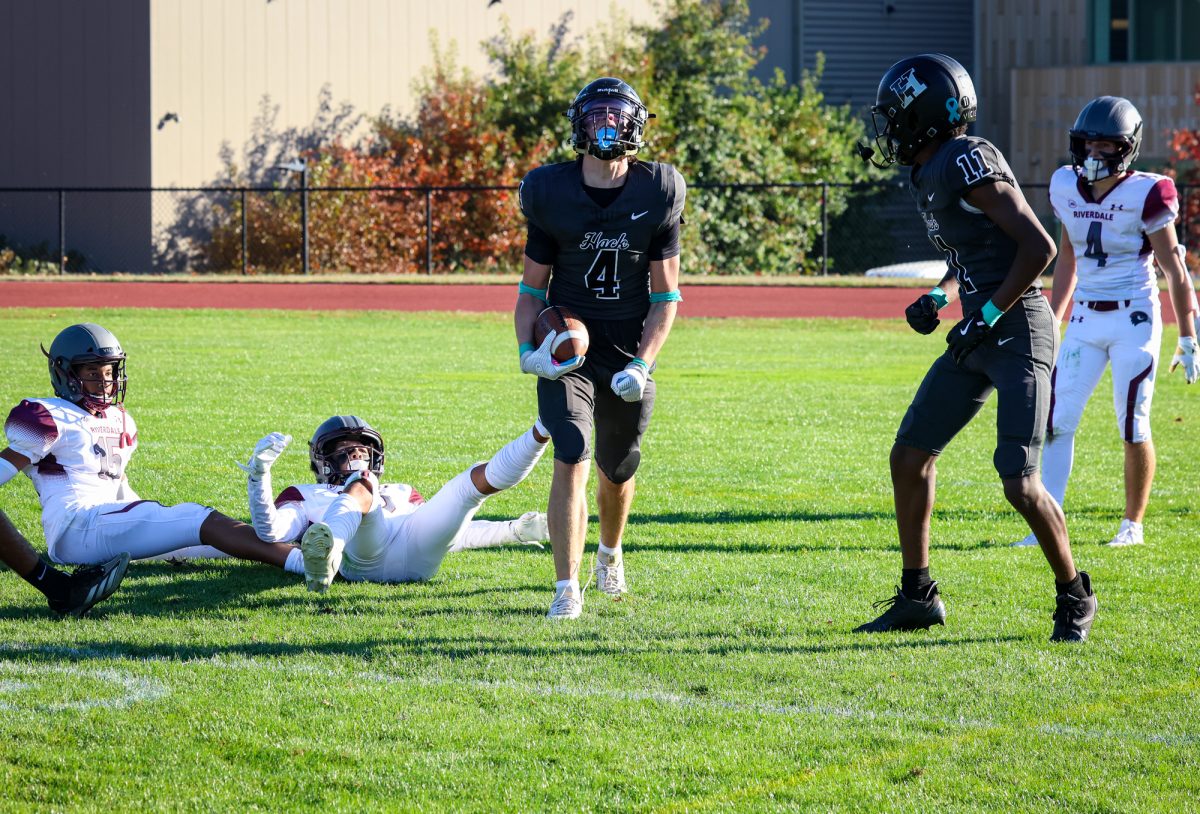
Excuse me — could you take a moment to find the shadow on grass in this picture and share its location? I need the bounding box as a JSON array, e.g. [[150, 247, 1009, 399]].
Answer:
[[0, 628, 1026, 664]]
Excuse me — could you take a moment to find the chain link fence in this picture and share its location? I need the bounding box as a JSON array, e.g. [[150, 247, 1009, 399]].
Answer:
[[0, 182, 1194, 276]]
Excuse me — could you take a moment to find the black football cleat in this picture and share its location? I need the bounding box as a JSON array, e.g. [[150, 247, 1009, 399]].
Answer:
[[1050, 571, 1097, 643], [48, 553, 131, 619], [853, 583, 947, 633]]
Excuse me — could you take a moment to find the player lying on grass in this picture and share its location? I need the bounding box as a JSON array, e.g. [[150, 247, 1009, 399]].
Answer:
[[235, 415, 550, 592], [0, 508, 128, 618], [1, 323, 306, 576]]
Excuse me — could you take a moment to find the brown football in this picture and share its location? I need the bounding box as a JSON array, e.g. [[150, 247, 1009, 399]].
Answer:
[[533, 305, 590, 363]]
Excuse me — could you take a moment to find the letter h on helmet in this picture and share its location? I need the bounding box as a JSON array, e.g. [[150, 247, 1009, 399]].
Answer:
[[863, 53, 977, 167]]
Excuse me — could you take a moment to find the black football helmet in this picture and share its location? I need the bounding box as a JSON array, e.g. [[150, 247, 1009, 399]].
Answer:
[[862, 53, 977, 167], [1069, 96, 1142, 183], [566, 77, 651, 161], [309, 415, 385, 485], [41, 323, 127, 412]]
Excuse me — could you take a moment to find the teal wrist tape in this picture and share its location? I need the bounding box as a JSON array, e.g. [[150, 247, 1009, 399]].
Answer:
[[518, 282, 548, 302], [630, 357, 649, 370], [928, 286, 949, 310], [518, 342, 535, 357], [649, 290, 682, 303], [981, 299, 1004, 327]]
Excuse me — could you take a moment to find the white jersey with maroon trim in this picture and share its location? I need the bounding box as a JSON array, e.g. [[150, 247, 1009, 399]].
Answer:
[[247, 478, 424, 543], [3, 397, 139, 547], [1049, 167, 1179, 301]]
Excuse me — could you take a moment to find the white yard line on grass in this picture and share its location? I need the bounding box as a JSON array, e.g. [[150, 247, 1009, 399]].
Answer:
[[1, 644, 1195, 748], [0, 661, 169, 712]]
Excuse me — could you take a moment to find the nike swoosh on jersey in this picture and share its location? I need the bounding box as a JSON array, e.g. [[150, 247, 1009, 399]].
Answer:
[[997, 337, 1014, 345], [926, 193, 935, 202], [960, 323, 972, 335], [631, 211, 650, 220]]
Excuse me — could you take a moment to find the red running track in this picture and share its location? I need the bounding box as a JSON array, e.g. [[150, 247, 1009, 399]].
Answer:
[[0, 280, 1179, 321], [0, 280, 950, 319]]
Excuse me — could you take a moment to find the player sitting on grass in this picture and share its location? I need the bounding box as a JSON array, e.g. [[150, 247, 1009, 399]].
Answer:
[[1, 323, 306, 577], [238, 416, 550, 592], [0, 508, 127, 618]]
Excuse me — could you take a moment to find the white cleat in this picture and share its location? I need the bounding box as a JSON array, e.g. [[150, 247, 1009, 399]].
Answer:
[[301, 522, 344, 593], [546, 584, 583, 620], [593, 554, 628, 595], [1108, 519, 1144, 547], [511, 511, 549, 548], [1011, 533, 1040, 548]]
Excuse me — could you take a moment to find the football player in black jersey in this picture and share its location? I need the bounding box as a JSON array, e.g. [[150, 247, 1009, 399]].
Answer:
[[856, 54, 1096, 642], [514, 77, 686, 619]]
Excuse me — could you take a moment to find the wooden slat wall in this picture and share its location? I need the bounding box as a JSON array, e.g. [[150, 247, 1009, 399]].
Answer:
[[150, 0, 662, 188]]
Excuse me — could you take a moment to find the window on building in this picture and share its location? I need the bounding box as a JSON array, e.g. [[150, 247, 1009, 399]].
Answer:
[[1092, 0, 1200, 61]]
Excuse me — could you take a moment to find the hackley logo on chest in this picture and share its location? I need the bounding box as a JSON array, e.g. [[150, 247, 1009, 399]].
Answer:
[[580, 232, 631, 251]]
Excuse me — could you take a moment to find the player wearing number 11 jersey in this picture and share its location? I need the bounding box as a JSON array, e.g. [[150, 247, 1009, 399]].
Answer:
[[1012, 96, 1198, 550], [515, 77, 686, 619], [856, 53, 1096, 642]]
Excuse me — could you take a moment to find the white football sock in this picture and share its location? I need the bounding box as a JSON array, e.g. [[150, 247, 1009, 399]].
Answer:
[[597, 542, 621, 562], [555, 578, 580, 595], [284, 547, 306, 574], [483, 426, 549, 491], [322, 492, 364, 545]]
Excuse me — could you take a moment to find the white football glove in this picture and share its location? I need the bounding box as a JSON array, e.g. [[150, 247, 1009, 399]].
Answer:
[[236, 432, 292, 478], [1170, 336, 1198, 384], [520, 331, 585, 380], [610, 360, 649, 402]]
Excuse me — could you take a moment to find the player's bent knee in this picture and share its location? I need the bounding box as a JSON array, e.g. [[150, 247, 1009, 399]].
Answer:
[[597, 450, 640, 485], [994, 446, 1038, 482], [548, 421, 590, 464], [1001, 475, 1042, 512]]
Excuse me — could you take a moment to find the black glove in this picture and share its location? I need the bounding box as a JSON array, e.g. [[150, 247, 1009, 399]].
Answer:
[[905, 294, 941, 335], [946, 311, 991, 364]]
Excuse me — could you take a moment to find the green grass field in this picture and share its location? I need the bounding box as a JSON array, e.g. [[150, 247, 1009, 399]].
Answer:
[[1, 308, 1197, 812]]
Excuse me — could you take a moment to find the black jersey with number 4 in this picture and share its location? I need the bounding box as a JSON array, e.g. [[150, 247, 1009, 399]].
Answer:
[[910, 136, 1032, 314], [519, 159, 686, 321]]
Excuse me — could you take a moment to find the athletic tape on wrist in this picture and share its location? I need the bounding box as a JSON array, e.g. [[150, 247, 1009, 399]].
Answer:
[[629, 357, 649, 371], [518, 282, 548, 302], [981, 299, 1004, 327], [928, 286, 949, 310], [649, 290, 682, 303], [518, 342, 535, 357]]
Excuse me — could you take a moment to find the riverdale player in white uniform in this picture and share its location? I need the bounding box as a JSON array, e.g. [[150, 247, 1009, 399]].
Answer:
[[234, 415, 550, 592], [1014, 97, 1199, 549], [1, 323, 303, 574]]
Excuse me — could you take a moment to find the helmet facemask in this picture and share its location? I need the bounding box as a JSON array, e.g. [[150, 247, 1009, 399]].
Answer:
[[44, 346, 127, 412], [1070, 136, 1137, 184], [310, 428, 385, 486], [569, 96, 648, 161]]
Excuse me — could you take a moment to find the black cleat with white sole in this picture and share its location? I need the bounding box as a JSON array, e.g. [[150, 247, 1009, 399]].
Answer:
[[854, 583, 947, 633], [1050, 571, 1097, 643], [48, 553, 131, 618]]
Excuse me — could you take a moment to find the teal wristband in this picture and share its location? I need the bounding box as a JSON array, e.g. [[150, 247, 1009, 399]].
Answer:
[[518, 342, 535, 357], [649, 290, 682, 303], [630, 357, 649, 370], [981, 299, 1004, 327], [927, 286, 949, 310], [518, 282, 548, 302]]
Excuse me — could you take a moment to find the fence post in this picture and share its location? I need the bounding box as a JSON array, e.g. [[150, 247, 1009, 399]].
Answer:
[[425, 188, 433, 275], [301, 164, 310, 275], [58, 190, 66, 275], [820, 181, 829, 276], [240, 189, 248, 275]]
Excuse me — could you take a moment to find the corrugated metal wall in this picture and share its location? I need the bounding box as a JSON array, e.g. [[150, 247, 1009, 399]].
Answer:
[[794, 0, 973, 112], [0, 0, 152, 271]]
